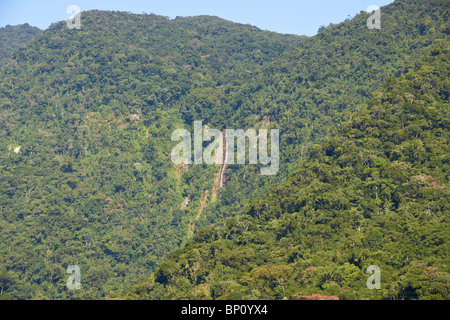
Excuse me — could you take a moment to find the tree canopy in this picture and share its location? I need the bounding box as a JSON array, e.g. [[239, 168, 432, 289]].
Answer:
[[0, 0, 448, 299]]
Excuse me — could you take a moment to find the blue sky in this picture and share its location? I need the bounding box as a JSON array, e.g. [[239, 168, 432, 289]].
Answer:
[[0, 0, 394, 36]]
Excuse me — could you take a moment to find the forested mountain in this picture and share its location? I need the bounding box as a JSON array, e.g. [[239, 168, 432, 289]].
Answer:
[[0, 11, 302, 299], [125, 38, 449, 300], [0, 24, 42, 66], [197, 0, 449, 230], [0, 0, 448, 300]]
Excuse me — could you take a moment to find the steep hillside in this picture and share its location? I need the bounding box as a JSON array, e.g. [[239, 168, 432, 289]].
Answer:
[[0, 24, 42, 66], [125, 38, 449, 300], [195, 0, 449, 230], [0, 11, 302, 300], [0, 0, 448, 299]]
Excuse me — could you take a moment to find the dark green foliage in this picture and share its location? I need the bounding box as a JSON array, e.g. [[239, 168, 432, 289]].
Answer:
[[0, 23, 42, 66], [0, 11, 302, 299], [0, 0, 449, 300], [125, 39, 449, 300]]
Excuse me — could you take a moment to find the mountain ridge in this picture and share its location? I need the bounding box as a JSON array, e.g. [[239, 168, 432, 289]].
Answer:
[[0, 0, 448, 299], [125, 37, 449, 300], [0, 23, 42, 66]]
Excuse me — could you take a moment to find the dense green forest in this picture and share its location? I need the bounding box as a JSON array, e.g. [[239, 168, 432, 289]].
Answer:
[[0, 23, 42, 66], [0, 11, 303, 299], [0, 0, 448, 299], [124, 38, 449, 300]]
